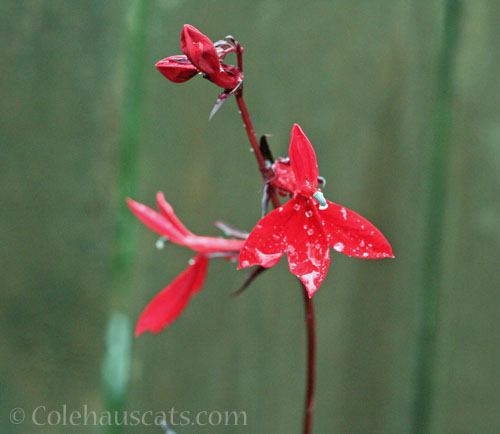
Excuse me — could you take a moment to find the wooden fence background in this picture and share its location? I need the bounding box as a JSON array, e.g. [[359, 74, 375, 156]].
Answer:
[[1, 1, 499, 433]]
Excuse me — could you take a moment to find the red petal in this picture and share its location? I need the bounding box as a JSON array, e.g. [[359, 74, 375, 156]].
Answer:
[[289, 124, 319, 193], [321, 200, 394, 259], [209, 65, 243, 90], [271, 158, 297, 194], [156, 56, 198, 83], [135, 254, 209, 336], [127, 198, 186, 243], [283, 197, 330, 297], [239, 196, 330, 297], [128, 197, 244, 254], [238, 201, 296, 269], [156, 192, 193, 237], [186, 236, 245, 254], [181, 25, 220, 75]]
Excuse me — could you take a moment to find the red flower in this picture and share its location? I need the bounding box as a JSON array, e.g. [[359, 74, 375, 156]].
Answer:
[[238, 124, 394, 297], [128, 192, 245, 335], [156, 24, 243, 91]]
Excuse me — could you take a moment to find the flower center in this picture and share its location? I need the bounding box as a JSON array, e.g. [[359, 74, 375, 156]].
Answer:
[[313, 191, 328, 210]]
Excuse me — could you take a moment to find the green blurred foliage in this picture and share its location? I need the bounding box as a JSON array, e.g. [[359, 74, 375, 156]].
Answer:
[[1, 0, 499, 433]]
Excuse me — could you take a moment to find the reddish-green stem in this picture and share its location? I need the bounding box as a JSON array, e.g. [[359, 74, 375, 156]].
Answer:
[[303, 292, 316, 434], [234, 89, 316, 434], [234, 93, 281, 209]]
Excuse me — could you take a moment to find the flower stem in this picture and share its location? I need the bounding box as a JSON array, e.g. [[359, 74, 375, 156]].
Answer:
[[234, 93, 281, 209], [412, 1, 462, 433], [303, 291, 316, 434], [233, 91, 316, 433]]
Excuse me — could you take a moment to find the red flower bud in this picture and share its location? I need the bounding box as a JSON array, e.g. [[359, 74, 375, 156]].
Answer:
[[209, 64, 243, 90], [180, 24, 220, 75], [155, 55, 198, 83]]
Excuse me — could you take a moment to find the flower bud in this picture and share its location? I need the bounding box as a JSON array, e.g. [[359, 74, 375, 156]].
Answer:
[[181, 24, 220, 75], [209, 65, 243, 90], [156, 56, 198, 83]]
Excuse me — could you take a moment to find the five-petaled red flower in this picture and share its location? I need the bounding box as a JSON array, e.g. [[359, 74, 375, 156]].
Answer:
[[156, 24, 243, 91], [238, 124, 394, 297], [128, 192, 244, 336]]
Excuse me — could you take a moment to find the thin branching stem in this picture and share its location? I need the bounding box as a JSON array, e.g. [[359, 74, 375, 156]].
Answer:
[[234, 88, 316, 434]]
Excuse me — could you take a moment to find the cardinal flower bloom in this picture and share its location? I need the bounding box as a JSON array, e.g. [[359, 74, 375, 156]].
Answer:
[[238, 124, 394, 297], [156, 24, 243, 92], [128, 192, 244, 335]]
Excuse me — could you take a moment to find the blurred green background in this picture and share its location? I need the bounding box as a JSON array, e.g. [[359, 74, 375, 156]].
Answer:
[[1, 0, 499, 433]]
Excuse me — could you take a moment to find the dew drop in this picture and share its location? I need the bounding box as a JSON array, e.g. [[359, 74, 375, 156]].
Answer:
[[362, 252, 369, 258], [360, 240, 365, 247], [307, 228, 314, 236], [188, 258, 195, 265], [340, 208, 347, 220], [293, 203, 301, 211], [333, 242, 345, 252], [305, 210, 313, 218], [155, 237, 167, 250]]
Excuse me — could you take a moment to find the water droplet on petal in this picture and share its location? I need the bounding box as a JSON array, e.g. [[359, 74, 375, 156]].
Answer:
[[362, 252, 369, 257], [333, 242, 345, 252], [360, 240, 365, 247], [305, 210, 313, 218], [293, 203, 301, 211], [188, 258, 195, 265], [307, 228, 314, 236], [340, 208, 347, 220]]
